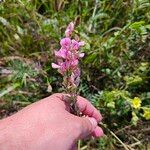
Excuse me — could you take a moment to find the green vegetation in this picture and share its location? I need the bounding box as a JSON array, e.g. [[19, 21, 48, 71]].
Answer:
[[0, 0, 150, 149]]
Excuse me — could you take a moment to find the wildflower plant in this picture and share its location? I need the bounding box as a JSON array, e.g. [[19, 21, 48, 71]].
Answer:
[[52, 22, 85, 114]]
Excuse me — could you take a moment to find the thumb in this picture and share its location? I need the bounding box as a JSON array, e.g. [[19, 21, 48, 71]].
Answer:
[[77, 117, 97, 139]]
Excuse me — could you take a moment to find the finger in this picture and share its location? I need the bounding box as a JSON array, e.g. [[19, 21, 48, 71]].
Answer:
[[76, 96, 102, 122], [48, 93, 70, 111], [92, 126, 104, 138], [76, 116, 97, 139]]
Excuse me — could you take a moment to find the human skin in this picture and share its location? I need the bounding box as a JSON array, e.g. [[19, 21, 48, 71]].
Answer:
[[0, 93, 103, 150]]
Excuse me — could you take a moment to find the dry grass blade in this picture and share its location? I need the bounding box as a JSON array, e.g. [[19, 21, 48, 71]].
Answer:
[[0, 83, 20, 98]]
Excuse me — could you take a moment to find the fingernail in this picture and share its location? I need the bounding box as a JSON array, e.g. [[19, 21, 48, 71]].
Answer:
[[86, 117, 97, 129], [95, 129, 104, 137]]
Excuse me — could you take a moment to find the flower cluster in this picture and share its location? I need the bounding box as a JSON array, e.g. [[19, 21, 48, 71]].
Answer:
[[132, 97, 141, 109], [52, 22, 84, 99], [143, 109, 150, 120]]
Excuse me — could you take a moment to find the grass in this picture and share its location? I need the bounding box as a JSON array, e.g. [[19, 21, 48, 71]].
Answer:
[[0, 0, 150, 149]]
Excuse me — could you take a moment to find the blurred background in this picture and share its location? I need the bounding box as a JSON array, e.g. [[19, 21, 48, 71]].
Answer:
[[0, 0, 150, 149]]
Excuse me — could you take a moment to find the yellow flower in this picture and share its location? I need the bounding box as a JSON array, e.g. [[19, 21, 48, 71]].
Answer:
[[132, 97, 141, 109], [143, 110, 150, 120]]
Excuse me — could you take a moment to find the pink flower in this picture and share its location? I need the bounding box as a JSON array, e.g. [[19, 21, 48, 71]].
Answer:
[[74, 68, 80, 78], [54, 49, 68, 59], [70, 68, 81, 86], [71, 59, 78, 67], [71, 40, 85, 50], [72, 40, 79, 50], [60, 38, 71, 48], [65, 22, 74, 37], [52, 61, 67, 75], [59, 62, 67, 74]]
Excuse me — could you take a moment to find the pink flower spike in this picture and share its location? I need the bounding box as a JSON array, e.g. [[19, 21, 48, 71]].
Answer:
[[52, 22, 85, 108], [79, 41, 85, 46], [79, 53, 85, 58], [51, 63, 60, 68], [60, 38, 71, 47]]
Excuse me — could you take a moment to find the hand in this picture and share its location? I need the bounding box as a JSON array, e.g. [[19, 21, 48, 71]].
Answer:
[[0, 93, 103, 150]]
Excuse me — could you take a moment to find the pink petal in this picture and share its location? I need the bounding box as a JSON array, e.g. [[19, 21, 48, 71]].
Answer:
[[54, 49, 68, 59], [60, 38, 71, 47], [74, 68, 80, 77], [51, 63, 60, 68], [79, 53, 85, 58], [65, 30, 71, 37], [70, 73, 75, 83], [72, 39, 79, 50], [75, 76, 80, 86], [60, 49, 67, 59], [65, 22, 74, 37], [67, 22, 74, 31], [65, 61, 71, 70], [79, 41, 85, 46], [59, 62, 69, 74], [54, 50, 61, 57], [71, 59, 78, 66]]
